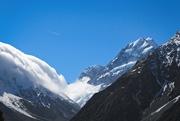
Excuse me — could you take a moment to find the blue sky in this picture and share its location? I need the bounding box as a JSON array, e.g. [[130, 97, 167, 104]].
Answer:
[[0, 0, 180, 83]]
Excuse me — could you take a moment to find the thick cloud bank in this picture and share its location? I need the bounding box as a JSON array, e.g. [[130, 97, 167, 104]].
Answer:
[[0, 42, 67, 94]]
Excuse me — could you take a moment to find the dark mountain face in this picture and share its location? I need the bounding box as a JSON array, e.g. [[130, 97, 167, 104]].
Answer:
[[70, 31, 180, 121], [0, 111, 4, 121]]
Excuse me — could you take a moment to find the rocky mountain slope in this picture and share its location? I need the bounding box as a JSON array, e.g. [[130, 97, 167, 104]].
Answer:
[[70, 31, 180, 121], [0, 42, 80, 121], [0, 111, 4, 121], [65, 37, 158, 107]]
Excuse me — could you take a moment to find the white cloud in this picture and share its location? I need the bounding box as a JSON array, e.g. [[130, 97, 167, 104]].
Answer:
[[64, 77, 101, 107], [0, 42, 67, 95], [0, 42, 102, 107]]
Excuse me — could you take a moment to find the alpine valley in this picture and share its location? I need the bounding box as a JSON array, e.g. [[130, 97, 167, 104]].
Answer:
[[1, 31, 180, 121]]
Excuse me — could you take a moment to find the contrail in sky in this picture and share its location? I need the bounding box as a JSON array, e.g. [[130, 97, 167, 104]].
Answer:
[[48, 31, 61, 36]]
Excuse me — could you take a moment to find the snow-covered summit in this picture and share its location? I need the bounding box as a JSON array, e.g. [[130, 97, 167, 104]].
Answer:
[[107, 37, 158, 70], [66, 37, 158, 107]]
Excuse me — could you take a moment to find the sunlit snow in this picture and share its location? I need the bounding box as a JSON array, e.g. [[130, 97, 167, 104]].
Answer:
[[0, 92, 35, 118]]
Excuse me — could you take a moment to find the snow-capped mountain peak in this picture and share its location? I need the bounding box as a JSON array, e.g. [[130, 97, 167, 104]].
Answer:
[[146, 37, 158, 47], [70, 31, 180, 121], [65, 37, 158, 107], [127, 37, 156, 49], [130, 37, 145, 47], [107, 37, 158, 70]]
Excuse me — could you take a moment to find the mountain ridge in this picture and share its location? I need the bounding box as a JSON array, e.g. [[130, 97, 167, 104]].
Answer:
[[0, 35, 160, 120], [65, 37, 158, 107], [70, 31, 180, 121]]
